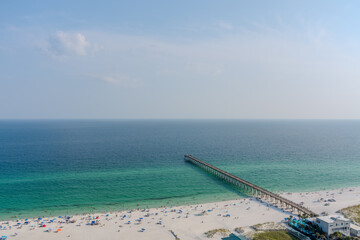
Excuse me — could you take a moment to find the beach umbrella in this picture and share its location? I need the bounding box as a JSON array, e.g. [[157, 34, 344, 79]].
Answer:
[[17, 223, 21, 225], [106, 214, 109, 217], [57, 229, 61, 231], [141, 228, 145, 231], [38, 218, 42, 220]]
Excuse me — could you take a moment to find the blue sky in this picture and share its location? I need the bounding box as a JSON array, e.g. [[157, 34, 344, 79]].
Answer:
[[1, 0, 360, 119]]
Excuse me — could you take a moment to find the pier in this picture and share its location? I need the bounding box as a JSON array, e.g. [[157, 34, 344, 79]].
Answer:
[[184, 155, 317, 217]]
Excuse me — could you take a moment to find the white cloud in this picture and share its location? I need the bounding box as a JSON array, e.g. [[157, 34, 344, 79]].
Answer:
[[89, 74, 144, 87], [217, 21, 233, 30], [30, 23, 360, 118], [47, 31, 91, 56]]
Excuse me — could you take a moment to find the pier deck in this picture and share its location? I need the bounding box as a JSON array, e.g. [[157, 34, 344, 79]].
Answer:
[[184, 155, 317, 217]]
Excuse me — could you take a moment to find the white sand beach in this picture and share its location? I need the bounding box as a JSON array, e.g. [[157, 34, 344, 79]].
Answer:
[[1, 186, 360, 240]]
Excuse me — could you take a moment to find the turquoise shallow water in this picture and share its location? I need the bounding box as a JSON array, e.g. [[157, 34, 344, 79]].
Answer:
[[0, 120, 360, 220]]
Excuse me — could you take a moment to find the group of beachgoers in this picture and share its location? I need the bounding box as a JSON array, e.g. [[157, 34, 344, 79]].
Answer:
[[0, 187, 359, 239], [0, 198, 261, 239]]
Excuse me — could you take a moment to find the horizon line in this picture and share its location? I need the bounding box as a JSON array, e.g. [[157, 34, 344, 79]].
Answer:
[[1, 118, 360, 121]]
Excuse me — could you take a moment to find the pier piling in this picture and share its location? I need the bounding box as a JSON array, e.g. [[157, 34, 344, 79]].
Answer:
[[184, 155, 317, 217]]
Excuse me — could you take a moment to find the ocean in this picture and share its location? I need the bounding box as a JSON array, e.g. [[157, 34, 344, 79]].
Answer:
[[0, 120, 360, 220]]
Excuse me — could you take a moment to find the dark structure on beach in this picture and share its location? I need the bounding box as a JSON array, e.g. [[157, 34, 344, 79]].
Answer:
[[184, 154, 317, 217]]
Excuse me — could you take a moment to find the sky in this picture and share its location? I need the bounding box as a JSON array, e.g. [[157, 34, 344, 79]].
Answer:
[[1, 0, 360, 119]]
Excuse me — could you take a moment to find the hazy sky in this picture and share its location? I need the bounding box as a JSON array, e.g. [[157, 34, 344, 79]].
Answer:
[[1, 0, 360, 119]]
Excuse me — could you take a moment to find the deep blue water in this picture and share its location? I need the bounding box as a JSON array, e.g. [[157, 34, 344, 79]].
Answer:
[[0, 120, 360, 220]]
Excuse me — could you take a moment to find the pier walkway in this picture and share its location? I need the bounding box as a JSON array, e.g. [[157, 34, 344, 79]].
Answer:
[[184, 155, 317, 217]]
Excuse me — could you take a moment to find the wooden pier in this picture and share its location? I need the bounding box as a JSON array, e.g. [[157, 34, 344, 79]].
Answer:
[[184, 155, 317, 217]]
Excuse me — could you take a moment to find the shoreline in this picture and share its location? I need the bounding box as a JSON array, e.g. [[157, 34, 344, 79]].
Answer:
[[1, 186, 360, 239], [1, 185, 360, 222]]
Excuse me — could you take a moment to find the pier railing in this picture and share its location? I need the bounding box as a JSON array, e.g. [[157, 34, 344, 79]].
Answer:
[[184, 155, 317, 217]]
